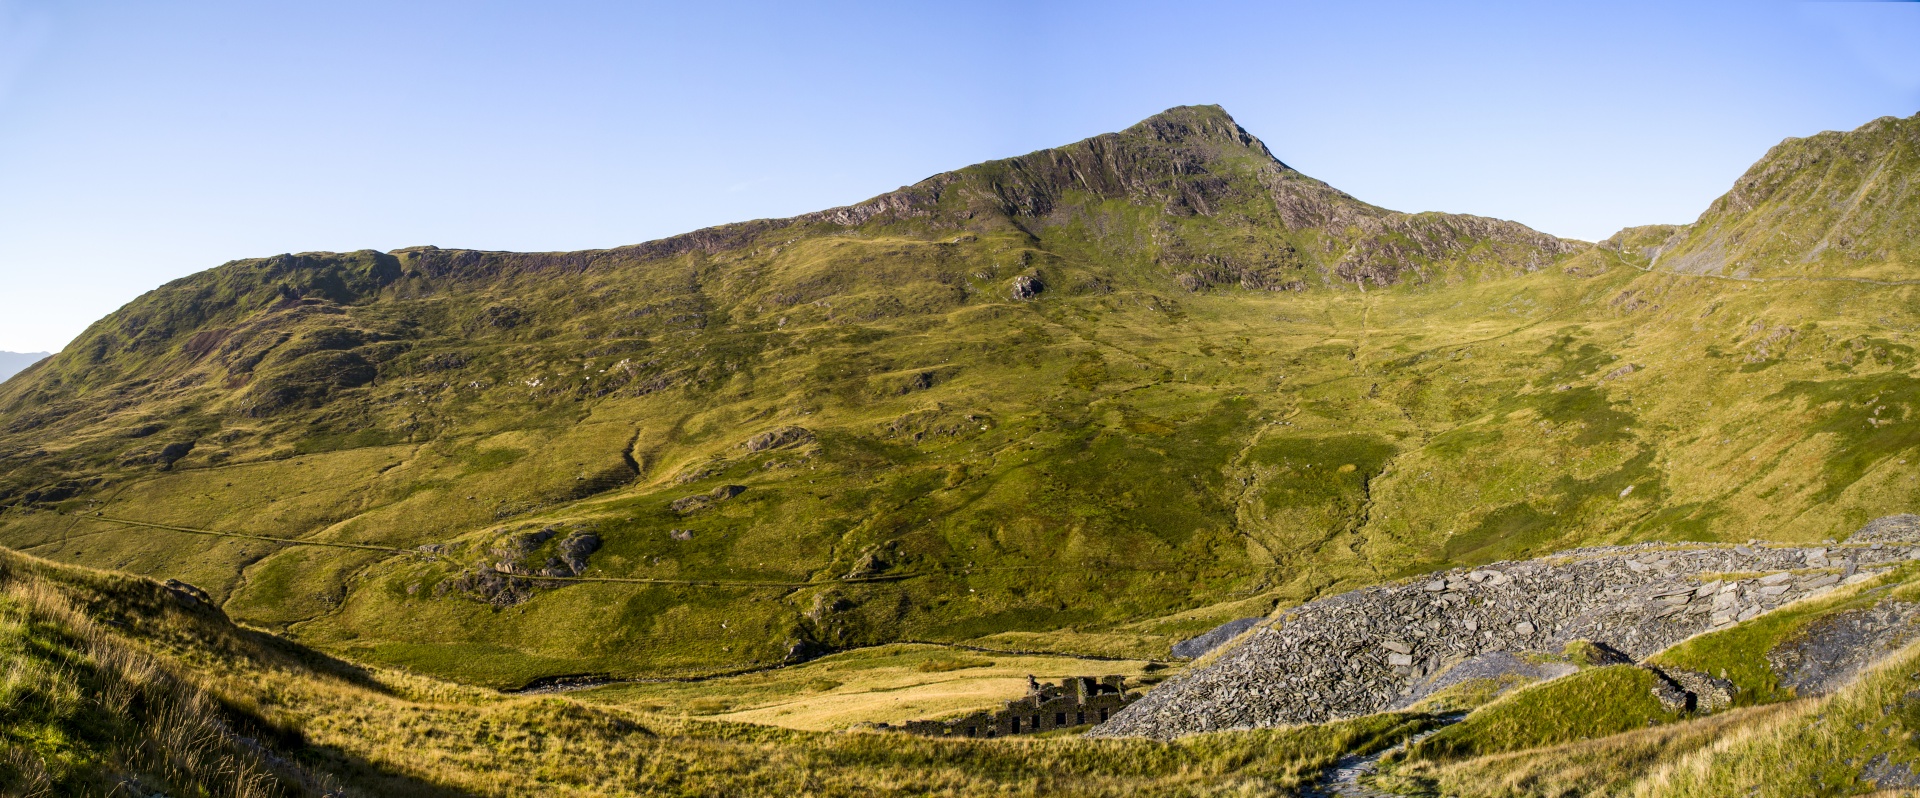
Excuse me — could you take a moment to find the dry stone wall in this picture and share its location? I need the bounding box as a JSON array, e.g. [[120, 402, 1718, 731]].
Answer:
[[1092, 528, 1920, 740]]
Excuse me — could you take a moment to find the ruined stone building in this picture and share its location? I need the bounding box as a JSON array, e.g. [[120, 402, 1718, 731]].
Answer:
[[882, 676, 1139, 738]]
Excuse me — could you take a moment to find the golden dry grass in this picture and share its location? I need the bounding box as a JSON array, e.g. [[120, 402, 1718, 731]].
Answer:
[[572, 643, 1166, 730], [0, 546, 1428, 797], [0, 558, 289, 797]]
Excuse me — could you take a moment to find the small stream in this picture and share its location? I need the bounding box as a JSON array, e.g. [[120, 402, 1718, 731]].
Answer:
[[1303, 713, 1464, 798]]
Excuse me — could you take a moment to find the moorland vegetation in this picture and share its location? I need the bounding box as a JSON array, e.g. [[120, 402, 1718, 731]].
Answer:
[[2, 105, 1919, 795]]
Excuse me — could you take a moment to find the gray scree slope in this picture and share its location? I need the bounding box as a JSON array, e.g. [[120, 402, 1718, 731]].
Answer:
[[1092, 518, 1920, 740]]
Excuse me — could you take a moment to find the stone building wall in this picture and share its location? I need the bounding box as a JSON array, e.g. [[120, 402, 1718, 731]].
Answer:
[[888, 676, 1138, 738]]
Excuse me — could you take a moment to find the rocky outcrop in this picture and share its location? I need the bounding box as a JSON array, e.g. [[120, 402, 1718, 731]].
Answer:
[[1092, 531, 1920, 739], [1010, 274, 1044, 301], [437, 525, 602, 606], [671, 484, 746, 514], [743, 426, 813, 452]]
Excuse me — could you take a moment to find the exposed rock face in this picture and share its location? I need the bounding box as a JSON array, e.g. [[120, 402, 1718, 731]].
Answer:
[[555, 531, 601, 575], [438, 526, 602, 606], [789, 104, 1578, 292], [1010, 274, 1044, 301], [1092, 535, 1920, 739], [671, 484, 746, 514], [743, 426, 813, 452]]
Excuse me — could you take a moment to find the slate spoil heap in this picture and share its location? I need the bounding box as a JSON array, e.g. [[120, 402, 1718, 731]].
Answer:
[[1091, 517, 1920, 740]]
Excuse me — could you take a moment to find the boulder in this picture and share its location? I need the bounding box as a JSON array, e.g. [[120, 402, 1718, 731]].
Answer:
[[1010, 274, 1044, 300], [744, 426, 814, 452]]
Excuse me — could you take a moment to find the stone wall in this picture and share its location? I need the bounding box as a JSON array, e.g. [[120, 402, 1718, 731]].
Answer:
[[882, 676, 1138, 738], [1092, 525, 1920, 740]]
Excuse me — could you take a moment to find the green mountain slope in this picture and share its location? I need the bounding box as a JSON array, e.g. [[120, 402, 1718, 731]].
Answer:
[[2, 106, 1918, 690], [1627, 112, 1920, 280]]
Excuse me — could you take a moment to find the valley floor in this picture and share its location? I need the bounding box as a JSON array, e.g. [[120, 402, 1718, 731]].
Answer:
[[4, 538, 1918, 797]]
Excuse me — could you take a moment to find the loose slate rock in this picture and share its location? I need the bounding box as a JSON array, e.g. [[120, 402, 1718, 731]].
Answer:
[[1089, 537, 1920, 740], [1171, 617, 1265, 659]]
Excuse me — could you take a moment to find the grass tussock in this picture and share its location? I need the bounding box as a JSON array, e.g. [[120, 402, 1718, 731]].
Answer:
[[916, 655, 994, 673], [1402, 665, 1680, 763], [1379, 704, 1796, 797], [1629, 639, 1920, 797], [0, 556, 294, 797]]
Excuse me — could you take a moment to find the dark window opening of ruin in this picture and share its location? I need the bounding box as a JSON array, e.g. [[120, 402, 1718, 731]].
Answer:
[[1056, 712, 1066, 725], [1077, 712, 1086, 725], [1099, 709, 1108, 721]]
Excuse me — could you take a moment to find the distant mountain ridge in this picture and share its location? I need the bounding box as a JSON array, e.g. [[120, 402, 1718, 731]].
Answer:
[[0, 352, 50, 383]]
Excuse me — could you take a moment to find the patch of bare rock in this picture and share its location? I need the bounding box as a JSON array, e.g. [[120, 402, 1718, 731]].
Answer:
[[1091, 518, 1920, 739], [438, 525, 603, 606]]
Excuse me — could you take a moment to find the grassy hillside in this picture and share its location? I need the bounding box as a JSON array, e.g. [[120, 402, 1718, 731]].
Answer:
[[3, 107, 1920, 692], [7, 537, 1916, 797], [0, 545, 1442, 797], [1630, 112, 1920, 280]]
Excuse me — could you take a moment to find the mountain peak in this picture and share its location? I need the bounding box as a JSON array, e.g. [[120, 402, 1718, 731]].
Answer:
[[1122, 104, 1265, 151]]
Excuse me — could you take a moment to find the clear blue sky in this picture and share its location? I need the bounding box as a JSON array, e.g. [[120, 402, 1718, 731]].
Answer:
[[2, 1, 1917, 353]]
